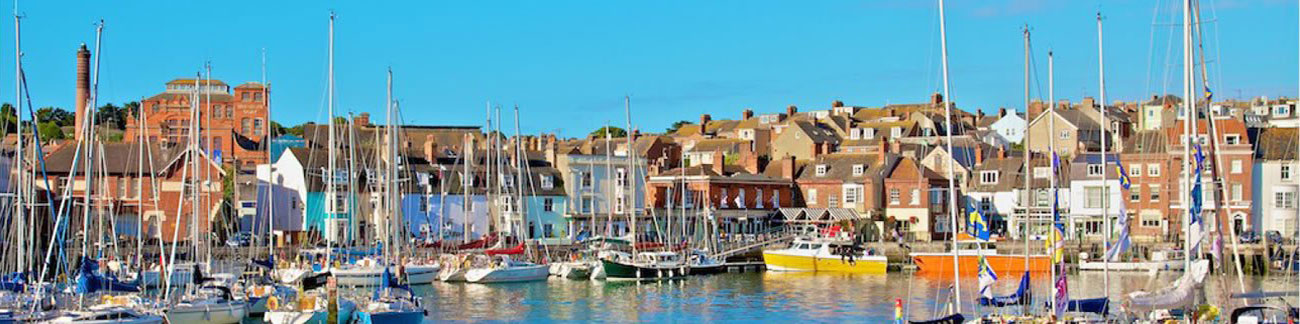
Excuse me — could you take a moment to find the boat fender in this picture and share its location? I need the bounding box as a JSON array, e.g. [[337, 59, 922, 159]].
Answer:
[[204, 306, 212, 321], [268, 296, 279, 311]]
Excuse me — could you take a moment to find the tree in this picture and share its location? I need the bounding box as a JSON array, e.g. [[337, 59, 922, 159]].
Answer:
[[0, 103, 17, 134], [589, 126, 627, 138], [122, 101, 140, 119], [36, 107, 75, 127], [665, 120, 691, 134], [286, 124, 306, 137], [269, 121, 288, 137], [95, 103, 127, 130], [36, 122, 64, 141]]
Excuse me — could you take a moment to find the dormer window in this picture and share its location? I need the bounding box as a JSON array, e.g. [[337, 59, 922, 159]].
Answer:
[[541, 175, 554, 189], [849, 129, 861, 140], [852, 164, 864, 176], [891, 127, 902, 137], [980, 171, 999, 184], [815, 165, 828, 176], [1087, 164, 1104, 177], [1225, 134, 1241, 145], [1034, 167, 1050, 179], [865, 128, 876, 139]]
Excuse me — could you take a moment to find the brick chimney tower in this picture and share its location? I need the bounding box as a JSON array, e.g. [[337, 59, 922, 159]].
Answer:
[[75, 44, 90, 141]]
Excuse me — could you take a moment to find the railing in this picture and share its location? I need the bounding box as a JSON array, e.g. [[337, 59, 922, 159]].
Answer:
[[711, 226, 797, 260]]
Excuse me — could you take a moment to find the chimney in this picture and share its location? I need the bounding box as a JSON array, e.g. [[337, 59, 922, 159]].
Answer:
[[977, 110, 985, 123], [1028, 100, 1046, 120], [998, 107, 1007, 118], [787, 105, 798, 117], [700, 114, 712, 129], [931, 93, 944, 105], [1081, 97, 1096, 110], [741, 109, 753, 120], [998, 146, 1007, 159], [741, 144, 759, 174], [781, 155, 796, 179], [974, 145, 984, 165], [890, 140, 901, 154], [877, 137, 889, 165], [888, 108, 897, 118], [631, 128, 641, 141], [75, 44, 90, 141], [1058, 99, 1071, 110], [833, 100, 844, 108], [354, 112, 371, 126], [711, 150, 725, 175]]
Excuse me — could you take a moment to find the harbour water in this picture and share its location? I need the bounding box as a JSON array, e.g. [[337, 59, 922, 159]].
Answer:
[[393, 271, 1296, 322]]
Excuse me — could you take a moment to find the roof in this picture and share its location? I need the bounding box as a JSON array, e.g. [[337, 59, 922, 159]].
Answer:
[[44, 142, 176, 176], [686, 138, 747, 153], [166, 78, 228, 86], [1257, 128, 1299, 160], [969, 156, 1024, 192], [145, 92, 235, 102], [1123, 130, 1167, 154], [795, 153, 898, 182], [790, 120, 841, 144]]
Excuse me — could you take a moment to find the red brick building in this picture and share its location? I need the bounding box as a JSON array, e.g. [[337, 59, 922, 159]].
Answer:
[[646, 151, 794, 225], [1163, 119, 1254, 239], [124, 78, 270, 170], [883, 157, 954, 241]]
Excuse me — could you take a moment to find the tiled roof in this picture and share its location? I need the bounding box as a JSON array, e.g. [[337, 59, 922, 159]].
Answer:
[[1257, 127, 1299, 160], [1123, 130, 1167, 154], [795, 153, 897, 182]]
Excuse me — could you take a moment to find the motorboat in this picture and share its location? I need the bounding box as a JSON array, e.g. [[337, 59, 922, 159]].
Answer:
[[764, 238, 888, 274], [600, 251, 688, 281]]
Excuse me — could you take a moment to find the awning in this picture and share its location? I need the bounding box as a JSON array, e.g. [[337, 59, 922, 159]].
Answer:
[[827, 208, 861, 221]]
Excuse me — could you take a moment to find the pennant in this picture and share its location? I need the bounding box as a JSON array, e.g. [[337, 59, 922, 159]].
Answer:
[[1190, 144, 1205, 253], [1116, 161, 1131, 190], [966, 197, 991, 241], [978, 255, 999, 299], [1104, 204, 1131, 261], [1054, 272, 1070, 317], [1204, 85, 1213, 102]]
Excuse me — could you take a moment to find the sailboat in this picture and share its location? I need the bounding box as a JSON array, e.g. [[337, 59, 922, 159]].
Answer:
[[463, 106, 550, 284]]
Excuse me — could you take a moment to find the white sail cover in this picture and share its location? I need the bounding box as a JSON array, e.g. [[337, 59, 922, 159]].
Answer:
[[1123, 259, 1210, 312]]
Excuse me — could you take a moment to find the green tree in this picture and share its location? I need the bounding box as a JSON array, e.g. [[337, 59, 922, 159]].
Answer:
[[36, 107, 75, 127], [95, 103, 127, 130], [589, 126, 627, 138], [36, 122, 64, 141], [665, 120, 691, 133], [0, 103, 17, 134], [269, 121, 288, 137], [286, 124, 306, 137], [122, 101, 140, 119]]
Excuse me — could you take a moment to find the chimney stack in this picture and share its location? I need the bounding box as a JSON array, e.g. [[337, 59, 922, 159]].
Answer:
[[75, 44, 90, 141], [931, 93, 944, 105], [1081, 97, 1096, 110], [781, 155, 796, 179], [423, 134, 437, 163], [740, 143, 759, 174], [787, 105, 798, 117], [711, 150, 725, 175], [700, 114, 712, 128], [977, 110, 985, 123], [832, 100, 844, 108], [974, 145, 984, 165], [741, 109, 753, 120], [354, 112, 371, 126], [998, 107, 1007, 118], [998, 146, 1007, 159], [877, 137, 889, 164]]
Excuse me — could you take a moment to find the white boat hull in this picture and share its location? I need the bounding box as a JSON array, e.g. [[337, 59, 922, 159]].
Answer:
[[438, 268, 468, 282], [404, 264, 440, 285], [465, 265, 549, 283], [164, 301, 247, 324], [263, 311, 325, 324], [333, 268, 385, 287], [1079, 260, 1184, 272], [549, 262, 592, 280], [140, 269, 194, 288]]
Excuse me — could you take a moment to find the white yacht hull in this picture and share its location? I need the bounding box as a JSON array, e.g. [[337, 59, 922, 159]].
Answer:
[[404, 264, 440, 285], [465, 264, 549, 283], [1079, 260, 1184, 272], [333, 268, 386, 287], [263, 311, 325, 324], [164, 301, 247, 324], [549, 262, 592, 280], [140, 268, 194, 288], [438, 268, 468, 282]]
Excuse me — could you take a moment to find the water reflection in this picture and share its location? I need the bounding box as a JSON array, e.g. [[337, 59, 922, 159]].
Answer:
[[407, 271, 1300, 322]]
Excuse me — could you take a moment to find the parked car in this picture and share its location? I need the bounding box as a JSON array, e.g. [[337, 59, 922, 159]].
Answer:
[[226, 233, 253, 247], [1239, 231, 1260, 244]]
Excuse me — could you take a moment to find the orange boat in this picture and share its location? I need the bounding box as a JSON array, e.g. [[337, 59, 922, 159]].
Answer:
[[911, 236, 1052, 276]]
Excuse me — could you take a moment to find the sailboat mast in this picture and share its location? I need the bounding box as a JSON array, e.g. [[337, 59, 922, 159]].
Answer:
[[326, 12, 335, 271], [1181, 0, 1193, 273], [12, 0, 23, 275], [936, 0, 961, 312], [1096, 11, 1111, 299], [386, 68, 395, 265], [624, 96, 636, 256], [1048, 50, 1058, 316], [264, 48, 274, 257], [1021, 24, 1031, 275]]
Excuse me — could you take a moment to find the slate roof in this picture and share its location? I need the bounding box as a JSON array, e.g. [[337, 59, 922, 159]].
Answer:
[[44, 142, 177, 176], [1123, 130, 1168, 154], [795, 153, 898, 182], [1257, 127, 1299, 160]]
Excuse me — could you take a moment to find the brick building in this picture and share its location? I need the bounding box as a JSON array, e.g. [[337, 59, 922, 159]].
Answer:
[[123, 78, 270, 170]]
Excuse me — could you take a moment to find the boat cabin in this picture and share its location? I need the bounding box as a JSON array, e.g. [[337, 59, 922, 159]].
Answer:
[[635, 252, 684, 266]]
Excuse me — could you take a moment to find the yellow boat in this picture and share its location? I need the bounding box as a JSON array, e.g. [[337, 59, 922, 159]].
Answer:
[[762, 238, 887, 274]]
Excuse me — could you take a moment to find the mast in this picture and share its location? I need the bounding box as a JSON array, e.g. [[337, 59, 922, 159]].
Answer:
[[604, 121, 613, 237], [936, 0, 961, 312], [203, 62, 213, 268], [624, 96, 636, 256], [1096, 10, 1111, 299], [1021, 24, 1032, 277], [386, 68, 394, 267], [12, 0, 23, 275], [1048, 50, 1058, 316], [1181, 0, 1193, 273], [264, 48, 274, 257], [326, 11, 335, 271], [513, 106, 525, 246]]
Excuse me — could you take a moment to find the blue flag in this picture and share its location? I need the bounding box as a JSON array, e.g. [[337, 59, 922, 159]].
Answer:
[[1116, 160, 1131, 190], [967, 197, 991, 241]]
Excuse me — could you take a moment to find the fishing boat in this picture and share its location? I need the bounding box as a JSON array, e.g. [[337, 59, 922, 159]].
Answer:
[[686, 250, 726, 275], [600, 251, 689, 280], [909, 240, 1051, 276], [763, 238, 886, 274], [1078, 250, 1184, 272], [464, 255, 549, 283]]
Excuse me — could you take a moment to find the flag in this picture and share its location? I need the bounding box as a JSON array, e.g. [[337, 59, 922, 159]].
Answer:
[[1104, 204, 1131, 261], [1190, 144, 1205, 253], [1045, 223, 1066, 263], [735, 189, 746, 209], [978, 255, 999, 299], [1116, 161, 1131, 190], [966, 197, 991, 241], [894, 299, 903, 324], [1204, 85, 1213, 102], [720, 189, 729, 208], [1053, 272, 1070, 317]]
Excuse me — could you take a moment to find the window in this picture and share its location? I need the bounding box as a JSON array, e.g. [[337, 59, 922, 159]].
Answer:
[[581, 197, 593, 213], [543, 198, 554, 212], [254, 92, 263, 102], [910, 188, 920, 205], [241, 118, 251, 134], [1034, 167, 1050, 179], [1129, 164, 1142, 177], [581, 172, 593, 187], [979, 197, 992, 211], [889, 189, 900, 205], [1130, 186, 1141, 202], [1231, 160, 1242, 174], [1232, 183, 1243, 202], [891, 127, 902, 137], [980, 171, 999, 184], [1225, 134, 1241, 145], [843, 186, 860, 205], [852, 164, 864, 176], [1084, 186, 1105, 209], [241, 92, 250, 101], [1148, 164, 1161, 177], [1087, 164, 1104, 177], [1060, 130, 1071, 140], [418, 196, 428, 212], [329, 193, 348, 213], [1275, 191, 1296, 209], [1141, 214, 1161, 227], [1036, 190, 1049, 207], [254, 118, 264, 137], [815, 165, 828, 176], [1149, 184, 1161, 202], [615, 168, 627, 187], [864, 128, 876, 139], [502, 174, 515, 188], [808, 189, 818, 204], [541, 175, 554, 189], [501, 196, 515, 212], [615, 196, 626, 214]]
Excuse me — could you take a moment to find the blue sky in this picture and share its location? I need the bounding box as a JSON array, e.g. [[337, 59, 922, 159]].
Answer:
[[3, 0, 1298, 137]]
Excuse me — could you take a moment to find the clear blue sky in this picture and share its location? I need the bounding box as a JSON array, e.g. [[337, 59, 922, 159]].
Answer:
[[3, 0, 1298, 137]]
